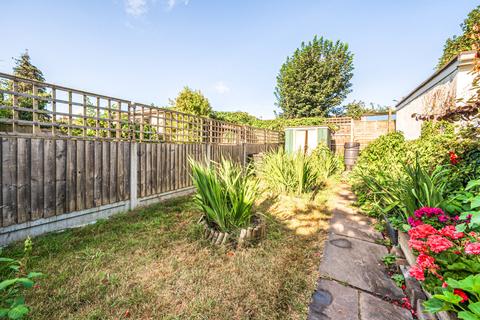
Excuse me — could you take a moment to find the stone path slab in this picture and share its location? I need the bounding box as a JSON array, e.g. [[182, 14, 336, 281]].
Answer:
[[329, 208, 382, 243], [319, 233, 404, 299], [309, 183, 412, 320]]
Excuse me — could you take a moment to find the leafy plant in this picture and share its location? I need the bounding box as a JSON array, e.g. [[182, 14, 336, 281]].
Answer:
[[424, 275, 480, 320], [0, 238, 43, 319], [391, 274, 405, 288], [190, 158, 258, 233], [381, 253, 397, 267], [310, 143, 342, 181], [452, 179, 480, 232], [257, 149, 319, 195]]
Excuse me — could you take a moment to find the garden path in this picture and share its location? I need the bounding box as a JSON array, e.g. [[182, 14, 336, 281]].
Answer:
[[308, 183, 413, 320]]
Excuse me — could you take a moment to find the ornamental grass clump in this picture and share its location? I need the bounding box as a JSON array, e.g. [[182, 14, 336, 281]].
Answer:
[[310, 143, 342, 181], [190, 157, 258, 233], [257, 149, 319, 195]]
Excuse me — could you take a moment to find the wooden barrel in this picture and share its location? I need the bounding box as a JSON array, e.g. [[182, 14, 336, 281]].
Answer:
[[344, 142, 360, 170]]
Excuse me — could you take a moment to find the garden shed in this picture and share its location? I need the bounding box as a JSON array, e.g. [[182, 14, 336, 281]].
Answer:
[[284, 126, 331, 154]]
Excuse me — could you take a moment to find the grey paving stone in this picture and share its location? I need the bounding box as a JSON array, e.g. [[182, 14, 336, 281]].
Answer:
[[319, 234, 404, 300], [329, 208, 382, 243], [360, 292, 413, 320], [308, 279, 359, 320]]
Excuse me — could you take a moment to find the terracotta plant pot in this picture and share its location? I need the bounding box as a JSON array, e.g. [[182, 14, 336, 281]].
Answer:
[[199, 214, 267, 247]]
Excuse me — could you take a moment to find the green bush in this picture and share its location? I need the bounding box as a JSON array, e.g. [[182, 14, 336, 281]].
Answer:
[[257, 149, 319, 195], [310, 143, 342, 181], [190, 158, 258, 233]]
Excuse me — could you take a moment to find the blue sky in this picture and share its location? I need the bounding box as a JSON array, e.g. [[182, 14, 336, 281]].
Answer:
[[1, 0, 478, 119]]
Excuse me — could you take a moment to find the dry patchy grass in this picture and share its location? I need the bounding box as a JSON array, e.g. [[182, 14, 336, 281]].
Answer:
[[3, 187, 332, 320]]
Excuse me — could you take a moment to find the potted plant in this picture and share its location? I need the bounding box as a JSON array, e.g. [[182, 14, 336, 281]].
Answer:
[[190, 157, 265, 246]]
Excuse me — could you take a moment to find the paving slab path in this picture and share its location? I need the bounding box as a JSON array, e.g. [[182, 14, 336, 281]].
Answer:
[[308, 183, 413, 320]]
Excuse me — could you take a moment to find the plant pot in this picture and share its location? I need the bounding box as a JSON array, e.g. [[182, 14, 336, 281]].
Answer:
[[384, 217, 399, 246], [199, 214, 267, 247]]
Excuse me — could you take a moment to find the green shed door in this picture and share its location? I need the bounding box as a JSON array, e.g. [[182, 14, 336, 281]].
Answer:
[[284, 129, 294, 153], [317, 127, 330, 149]]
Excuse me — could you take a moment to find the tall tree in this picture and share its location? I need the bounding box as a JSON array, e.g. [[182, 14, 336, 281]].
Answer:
[[275, 36, 354, 118], [6, 50, 48, 120], [437, 5, 480, 69], [172, 86, 212, 117]]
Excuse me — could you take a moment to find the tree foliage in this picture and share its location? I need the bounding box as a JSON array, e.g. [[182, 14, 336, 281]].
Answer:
[[437, 5, 480, 69], [172, 86, 212, 117], [330, 100, 389, 119], [0, 50, 48, 120], [275, 36, 354, 118]]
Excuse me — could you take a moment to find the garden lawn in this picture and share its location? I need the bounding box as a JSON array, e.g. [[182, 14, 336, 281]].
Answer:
[[3, 186, 333, 320]]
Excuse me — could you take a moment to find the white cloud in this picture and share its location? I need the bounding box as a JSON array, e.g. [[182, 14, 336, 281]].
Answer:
[[214, 81, 230, 94], [167, 0, 189, 10], [125, 0, 148, 16]]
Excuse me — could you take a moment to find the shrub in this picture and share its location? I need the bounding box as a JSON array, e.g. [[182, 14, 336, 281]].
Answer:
[[190, 158, 258, 233], [0, 238, 43, 320], [310, 143, 342, 181], [257, 149, 319, 195]]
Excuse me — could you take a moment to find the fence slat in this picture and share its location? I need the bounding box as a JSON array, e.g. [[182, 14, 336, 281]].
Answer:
[[66, 140, 76, 212], [56, 139, 67, 215], [76, 140, 85, 211], [31, 138, 44, 220], [94, 141, 102, 207], [109, 142, 117, 203], [101, 141, 110, 205], [2, 138, 17, 226], [17, 138, 31, 223], [43, 139, 56, 217]]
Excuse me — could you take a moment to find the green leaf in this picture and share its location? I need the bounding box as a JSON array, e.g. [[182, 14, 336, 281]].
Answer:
[[7, 305, 29, 320], [0, 279, 18, 291], [458, 311, 480, 320], [466, 179, 480, 191], [471, 196, 480, 209], [469, 302, 480, 316], [456, 223, 467, 232], [15, 278, 33, 288], [27, 272, 43, 279], [0, 308, 8, 317], [433, 291, 463, 304], [423, 298, 448, 313]]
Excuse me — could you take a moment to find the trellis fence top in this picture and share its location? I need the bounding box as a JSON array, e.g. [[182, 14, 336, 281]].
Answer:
[[0, 72, 281, 145]]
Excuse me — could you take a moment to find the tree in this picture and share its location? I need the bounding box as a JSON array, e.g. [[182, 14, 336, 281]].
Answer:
[[330, 100, 389, 119], [2, 50, 48, 120], [437, 6, 480, 69], [275, 36, 354, 118], [171, 86, 212, 117]]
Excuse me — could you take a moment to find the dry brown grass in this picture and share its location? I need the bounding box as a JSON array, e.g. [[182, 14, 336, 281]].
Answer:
[[3, 186, 332, 320]]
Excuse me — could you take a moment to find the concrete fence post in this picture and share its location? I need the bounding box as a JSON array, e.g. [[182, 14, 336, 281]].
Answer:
[[129, 142, 138, 210]]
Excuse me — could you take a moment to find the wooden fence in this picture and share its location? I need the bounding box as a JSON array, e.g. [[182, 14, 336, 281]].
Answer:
[[0, 72, 281, 245]]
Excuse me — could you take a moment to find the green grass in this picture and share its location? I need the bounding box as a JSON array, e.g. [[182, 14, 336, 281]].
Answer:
[[2, 188, 333, 320]]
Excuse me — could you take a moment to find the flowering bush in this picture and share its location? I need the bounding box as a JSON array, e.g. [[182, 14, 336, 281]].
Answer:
[[407, 223, 480, 292], [407, 207, 459, 229]]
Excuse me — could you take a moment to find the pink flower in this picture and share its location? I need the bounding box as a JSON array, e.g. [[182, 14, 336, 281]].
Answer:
[[465, 242, 480, 255], [408, 239, 427, 252], [416, 253, 438, 270], [439, 225, 464, 240], [438, 214, 449, 223], [407, 217, 423, 227], [409, 224, 437, 240], [426, 235, 454, 253], [409, 265, 425, 281]]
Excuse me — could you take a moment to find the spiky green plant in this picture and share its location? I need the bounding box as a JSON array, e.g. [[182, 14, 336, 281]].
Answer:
[[189, 158, 258, 233], [257, 149, 318, 195], [310, 143, 342, 181]]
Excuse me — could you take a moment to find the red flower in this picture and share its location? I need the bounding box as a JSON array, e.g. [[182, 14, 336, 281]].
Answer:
[[449, 151, 459, 165], [408, 239, 427, 252], [453, 289, 468, 303], [426, 235, 453, 253], [465, 242, 480, 255], [409, 224, 437, 240], [409, 265, 425, 281], [416, 253, 438, 270], [442, 281, 448, 288], [439, 225, 464, 240]]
